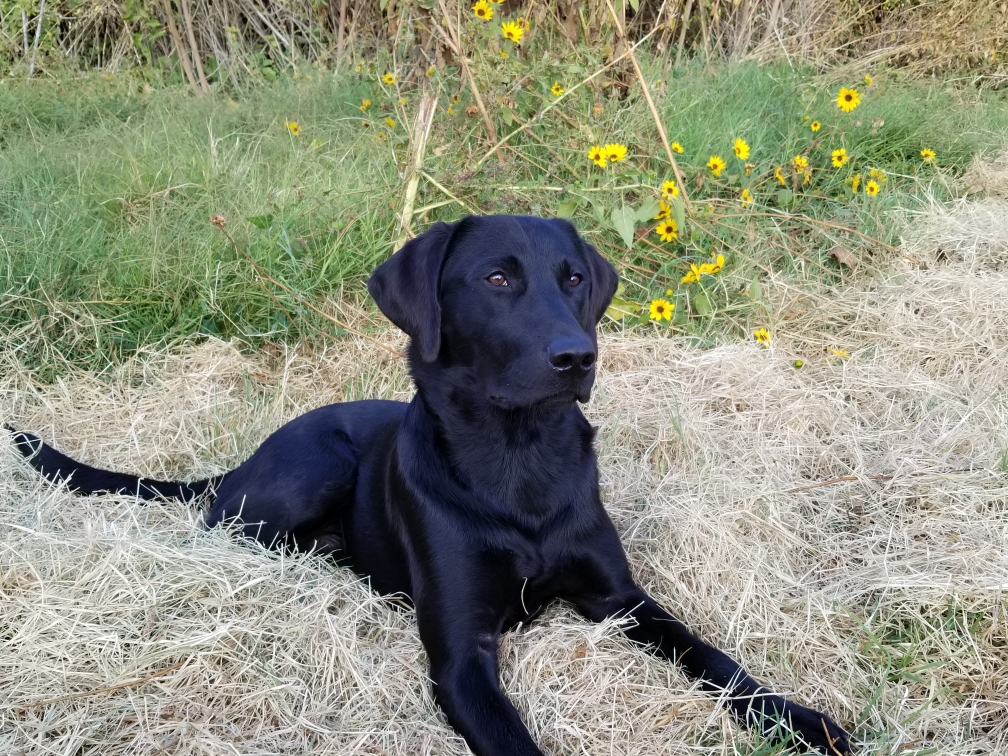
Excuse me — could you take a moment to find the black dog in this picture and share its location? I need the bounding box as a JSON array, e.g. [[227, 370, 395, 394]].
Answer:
[[11, 215, 850, 755]]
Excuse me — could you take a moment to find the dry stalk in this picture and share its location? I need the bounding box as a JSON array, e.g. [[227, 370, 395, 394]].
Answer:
[[16, 661, 187, 710], [604, 0, 693, 215], [474, 24, 662, 170], [435, 0, 503, 164], [180, 0, 210, 92], [417, 170, 479, 214], [157, 0, 201, 95], [394, 94, 439, 251]]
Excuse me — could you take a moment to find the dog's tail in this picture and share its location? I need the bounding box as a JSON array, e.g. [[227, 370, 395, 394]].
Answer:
[[7, 427, 224, 503]]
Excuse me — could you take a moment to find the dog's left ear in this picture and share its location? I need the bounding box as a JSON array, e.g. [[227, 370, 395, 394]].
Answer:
[[581, 239, 619, 325], [368, 221, 455, 362]]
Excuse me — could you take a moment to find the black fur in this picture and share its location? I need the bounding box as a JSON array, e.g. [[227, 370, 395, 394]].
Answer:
[[10, 215, 850, 756]]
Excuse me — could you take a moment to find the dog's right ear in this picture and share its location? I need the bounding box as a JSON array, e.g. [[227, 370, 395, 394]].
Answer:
[[367, 221, 455, 363]]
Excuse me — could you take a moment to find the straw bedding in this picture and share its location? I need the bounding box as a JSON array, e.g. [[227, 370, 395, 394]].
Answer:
[[2, 188, 1006, 754]]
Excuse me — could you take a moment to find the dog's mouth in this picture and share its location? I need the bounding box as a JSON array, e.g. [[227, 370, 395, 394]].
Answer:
[[489, 386, 589, 410]]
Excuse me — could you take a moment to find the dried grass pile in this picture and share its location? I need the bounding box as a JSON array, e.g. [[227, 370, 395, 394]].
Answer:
[[2, 180, 1007, 753]]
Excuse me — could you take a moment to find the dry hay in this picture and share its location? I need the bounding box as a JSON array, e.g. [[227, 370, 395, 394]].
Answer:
[[2, 193, 1008, 755]]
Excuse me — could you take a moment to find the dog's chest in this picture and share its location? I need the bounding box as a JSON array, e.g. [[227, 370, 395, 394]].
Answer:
[[491, 516, 586, 618]]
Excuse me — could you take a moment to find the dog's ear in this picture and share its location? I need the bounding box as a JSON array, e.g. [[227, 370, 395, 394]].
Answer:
[[368, 221, 455, 362], [581, 239, 619, 325]]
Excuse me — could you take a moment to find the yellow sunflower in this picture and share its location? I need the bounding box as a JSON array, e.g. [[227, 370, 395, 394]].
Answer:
[[382, 72, 395, 84], [920, 148, 936, 162], [740, 188, 753, 206], [681, 263, 703, 284], [660, 180, 679, 199], [587, 145, 606, 168], [359, 98, 371, 112], [849, 174, 861, 193], [655, 218, 678, 242], [810, 120, 821, 132], [863, 74, 874, 86], [384, 117, 396, 129], [649, 298, 674, 321], [286, 120, 300, 136], [836, 86, 860, 113], [501, 20, 523, 44], [698, 254, 726, 276], [671, 141, 684, 153], [653, 200, 671, 220], [707, 155, 726, 177], [472, 0, 493, 20], [865, 179, 880, 197], [869, 167, 887, 184], [733, 137, 750, 160], [774, 166, 786, 185], [753, 327, 771, 346], [793, 154, 809, 170], [831, 148, 848, 168], [604, 143, 627, 163], [551, 82, 564, 96]]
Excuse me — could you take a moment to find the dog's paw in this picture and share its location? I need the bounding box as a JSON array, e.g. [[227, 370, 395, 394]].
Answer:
[[781, 703, 851, 754]]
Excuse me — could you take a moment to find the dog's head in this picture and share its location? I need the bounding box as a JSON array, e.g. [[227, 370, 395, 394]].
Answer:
[[368, 215, 618, 409]]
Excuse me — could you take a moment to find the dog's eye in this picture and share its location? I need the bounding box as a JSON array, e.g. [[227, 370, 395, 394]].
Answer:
[[568, 274, 583, 287], [487, 272, 508, 287]]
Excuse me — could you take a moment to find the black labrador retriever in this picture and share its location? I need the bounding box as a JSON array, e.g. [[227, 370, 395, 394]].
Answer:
[[11, 215, 850, 755]]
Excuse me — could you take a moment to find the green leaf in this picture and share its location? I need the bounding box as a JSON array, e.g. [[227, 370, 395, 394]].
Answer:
[[635, 197, 660, 223], [693, 290, 712, 316], [775, 189, 794, 206], [671, 197, 686, 237], [503, 108, 515, 127], [604, 296, 642, 321], [749, 278, 763, 301], [247, 214, 274, 230], [611, 205, 636, 249], [555, 199, 579, 218], [628, 0, 640, 12]]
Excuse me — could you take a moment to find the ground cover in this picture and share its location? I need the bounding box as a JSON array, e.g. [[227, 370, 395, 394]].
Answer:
[[1, 166, 1006, 752]]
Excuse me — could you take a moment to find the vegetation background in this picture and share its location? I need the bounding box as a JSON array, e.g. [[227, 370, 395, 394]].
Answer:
[[0, 2, 1006, 755], [0, 0, 1006, 372]]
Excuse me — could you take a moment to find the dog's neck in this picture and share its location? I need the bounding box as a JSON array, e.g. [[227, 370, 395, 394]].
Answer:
[[409, 367, 596, 514]]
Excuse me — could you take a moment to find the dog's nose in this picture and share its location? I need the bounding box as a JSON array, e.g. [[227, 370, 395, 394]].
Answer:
[[548, 337, 596, 373]]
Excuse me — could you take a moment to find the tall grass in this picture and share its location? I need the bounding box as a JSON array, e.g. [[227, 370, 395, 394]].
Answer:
[[1, 62, 1007, 376], [0, 73, 398, 376]]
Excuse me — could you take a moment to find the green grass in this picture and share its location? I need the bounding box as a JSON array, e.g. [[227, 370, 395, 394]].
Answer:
[[0, 72, 399, 376], [1, 61, 1006, 376]]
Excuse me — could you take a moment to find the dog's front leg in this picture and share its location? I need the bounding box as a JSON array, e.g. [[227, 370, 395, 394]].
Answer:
[[564, 547, 850, 754], [416, 608, 545, 756]]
